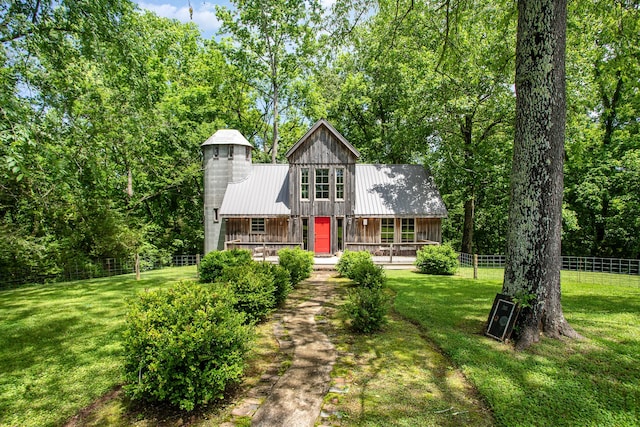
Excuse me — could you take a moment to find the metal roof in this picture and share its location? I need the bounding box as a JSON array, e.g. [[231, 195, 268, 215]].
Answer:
[[219, 165, 290, 216], [201, 129, 253, 148], [218, 163, 447, 218], [354, 164, 448, 217]]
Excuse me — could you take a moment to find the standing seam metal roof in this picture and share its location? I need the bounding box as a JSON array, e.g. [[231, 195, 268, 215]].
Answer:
[[219, 164, 290, 216], [354, 164, 447, 217], [219, 163, 447, 218]]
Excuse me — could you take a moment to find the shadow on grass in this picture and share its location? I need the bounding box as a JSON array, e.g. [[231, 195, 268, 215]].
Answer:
[[386, 270, 640, 427], [0, 266, 198, 427]]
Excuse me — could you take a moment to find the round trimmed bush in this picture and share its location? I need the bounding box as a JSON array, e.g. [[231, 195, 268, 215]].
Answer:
[[351, 259, 386, 289], [123, 281, 252, 411], [415, 243, 459, 275], [277, 247, 314, 287], [336, 250, 372, 279], [255, 262, 292, 306], [341, 286, 388, 333], [199, 249, 252, 283], [217, 264, 277, 324]]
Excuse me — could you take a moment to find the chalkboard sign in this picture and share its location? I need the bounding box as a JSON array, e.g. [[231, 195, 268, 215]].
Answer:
[[486, 294, 519, 342]]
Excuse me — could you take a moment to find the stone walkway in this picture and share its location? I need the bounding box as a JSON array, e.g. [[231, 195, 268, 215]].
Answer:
[[223, 271, 340, 427]]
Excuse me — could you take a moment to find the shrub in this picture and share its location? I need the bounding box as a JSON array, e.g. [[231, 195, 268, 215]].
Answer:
[[123, 281, 252, 411], [351, 259, 386, 289], [254, 262, 291, 306], [199, 249, 252, 283], [217, 264, 276, 323], [415, 243, 459, 275], [336, 250, 372, 279], [341, 286, 388, 333], [278, 247, 314, 287]]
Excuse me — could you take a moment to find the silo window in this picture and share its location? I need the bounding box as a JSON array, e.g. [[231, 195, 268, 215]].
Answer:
[[213, 147, 219, 158], [228, 146, 234, 158], [214, 208, 219, 222], [246, 146, 251, 160]]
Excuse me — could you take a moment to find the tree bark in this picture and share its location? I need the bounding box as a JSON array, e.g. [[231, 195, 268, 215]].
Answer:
[[271, 80, 279, 164], [461, 115, 474, 254], [502, 0, 581, 350], [462, 197, 474, 254]]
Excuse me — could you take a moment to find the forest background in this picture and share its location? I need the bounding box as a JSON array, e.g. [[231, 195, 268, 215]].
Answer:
[[1, 0, 638, 279]]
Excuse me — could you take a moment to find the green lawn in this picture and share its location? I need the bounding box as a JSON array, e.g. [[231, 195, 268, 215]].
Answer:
[[1, 267, 638, 427], [0, 266, 198, 427], [386, 270, 640, 427]]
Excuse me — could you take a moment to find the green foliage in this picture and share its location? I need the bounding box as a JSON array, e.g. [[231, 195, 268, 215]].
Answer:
[[217, 264, 276, 324], [350, 259, 386, 289], [415, 244, 459, 275], [123, 281, 251, 411], [263, 263, 292, 306], [342, 287, 388, 334], [277, 247, 314, 287], [199, 249, 253, 283], [336, 250, 373, 279]]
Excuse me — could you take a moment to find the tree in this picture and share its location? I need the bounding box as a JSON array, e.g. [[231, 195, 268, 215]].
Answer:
[[216, 0, 322, 163], [501, 0, 580, 350], [563, 0, 640, 258]]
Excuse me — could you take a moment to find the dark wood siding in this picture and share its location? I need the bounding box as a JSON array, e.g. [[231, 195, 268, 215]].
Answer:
[[289, 124, 357, 219], [225, 217, 289, 243]]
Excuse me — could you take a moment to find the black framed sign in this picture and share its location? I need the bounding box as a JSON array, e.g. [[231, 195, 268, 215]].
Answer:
[[486, 294, 520, 342]]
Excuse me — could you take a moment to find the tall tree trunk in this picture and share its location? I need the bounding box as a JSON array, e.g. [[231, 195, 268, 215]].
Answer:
[[502, 0, 580, 350], [461, 115, 474, 254], [462, 197, 474, 254], [271, 81, 279, 164]]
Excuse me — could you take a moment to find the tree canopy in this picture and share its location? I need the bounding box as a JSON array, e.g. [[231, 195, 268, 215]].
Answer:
[[1, 0, 638, 283]]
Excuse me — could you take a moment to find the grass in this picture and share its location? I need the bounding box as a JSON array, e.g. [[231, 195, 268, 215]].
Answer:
[[0, 266, 198, 427], [2, 267, 638, 427], [322, 277, 494, 426], [386, 270, 640, 427]]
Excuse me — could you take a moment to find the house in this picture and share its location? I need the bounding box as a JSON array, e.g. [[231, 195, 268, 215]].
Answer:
[[202, 119, 447, 256]]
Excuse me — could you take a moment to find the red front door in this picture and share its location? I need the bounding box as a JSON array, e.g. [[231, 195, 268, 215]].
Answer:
[[314, 217, 331, 254]]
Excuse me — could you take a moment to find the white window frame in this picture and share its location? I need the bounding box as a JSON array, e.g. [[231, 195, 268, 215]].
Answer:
[[335, 168, 345, 200], [315, 168, 330, 200]]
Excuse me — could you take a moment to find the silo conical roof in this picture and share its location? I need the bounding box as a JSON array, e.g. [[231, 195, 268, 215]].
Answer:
[[201, 129, 253, 148]]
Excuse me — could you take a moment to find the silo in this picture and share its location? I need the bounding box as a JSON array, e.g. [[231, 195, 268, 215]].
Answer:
[[202, 129, 253, 253]]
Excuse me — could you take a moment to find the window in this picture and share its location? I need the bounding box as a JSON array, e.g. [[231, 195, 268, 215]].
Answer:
[[213, 146, 219, 158], [315, 168, 329, 199], [401, 218, 415, 242], [302, 218, 309, 250], [228, 146, 234, 158], [381, 218, 394, 243], [301, 168, 310, 200], [213, 208, 219, 223], [251, 218, 265, 234], [337, 218, 344, 251], [335, 168, 344, 200], [245, 146, 251, 160]]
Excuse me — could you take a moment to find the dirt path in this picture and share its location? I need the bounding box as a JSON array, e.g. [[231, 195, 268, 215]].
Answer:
[[250, 271, 336, 427]]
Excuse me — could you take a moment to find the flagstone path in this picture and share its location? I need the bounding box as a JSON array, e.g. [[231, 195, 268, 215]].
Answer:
[[222, 271, 341, 427]]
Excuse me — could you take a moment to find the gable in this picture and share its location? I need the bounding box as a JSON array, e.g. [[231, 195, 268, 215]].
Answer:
[[286, 119, 360, 165]]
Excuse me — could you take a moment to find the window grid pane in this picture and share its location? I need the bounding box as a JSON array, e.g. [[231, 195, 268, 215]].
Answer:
[[251, 218, 265, 233], [335, 168, 344, 200], [315, 169, 329, 199], [301, 168, 309, 199], [401, 218, 415, 243], [381, 218, 394, 243]]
